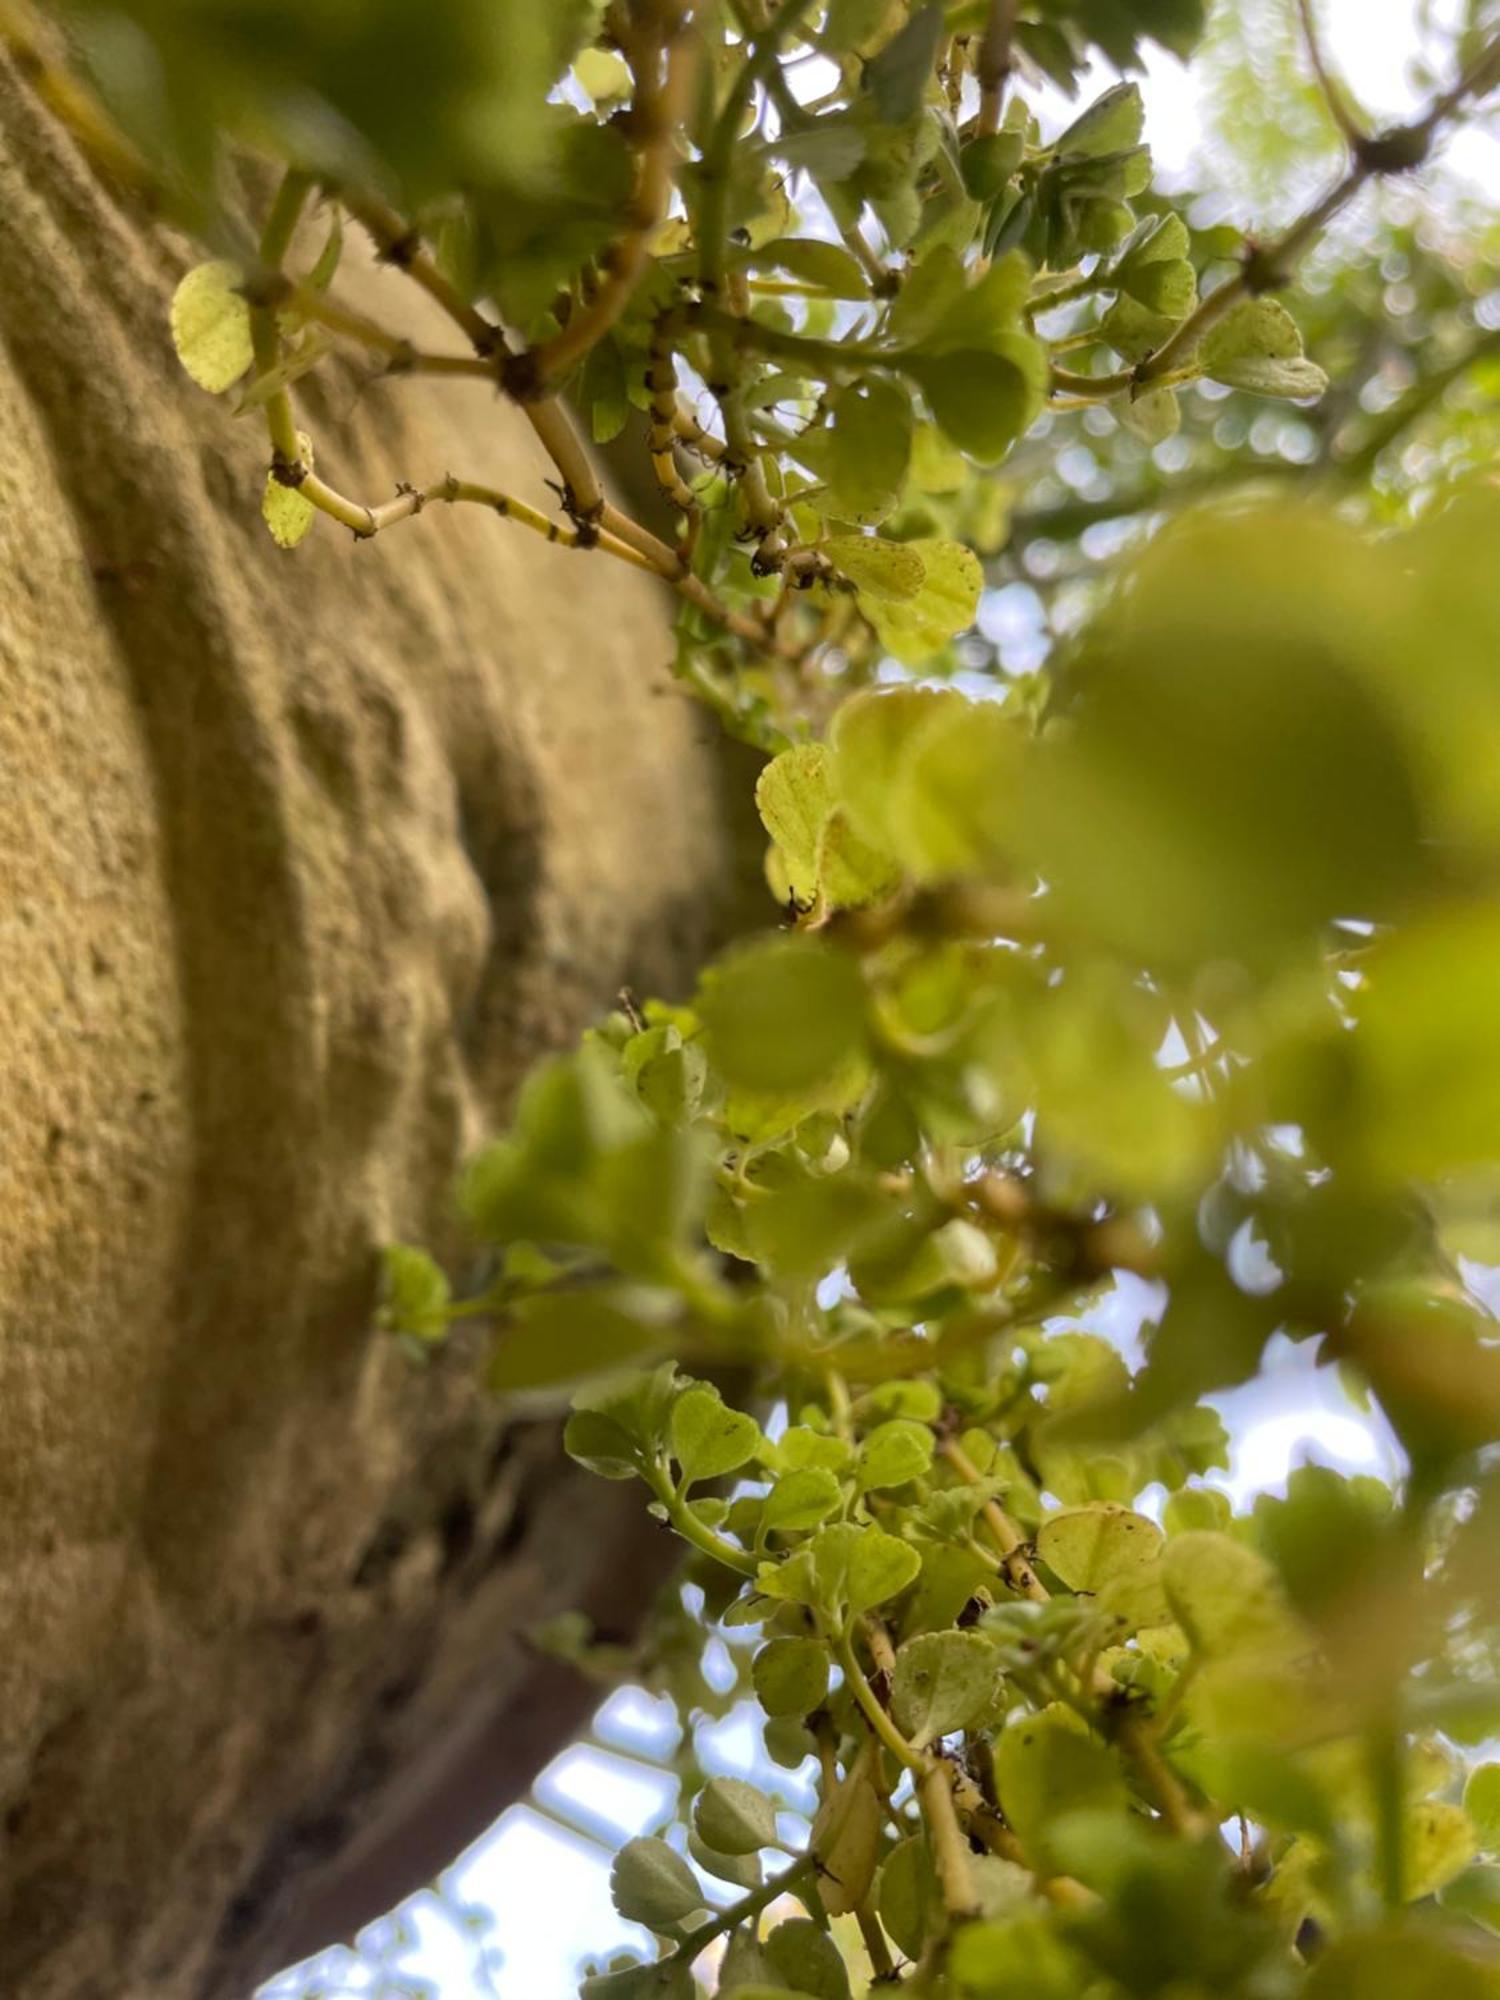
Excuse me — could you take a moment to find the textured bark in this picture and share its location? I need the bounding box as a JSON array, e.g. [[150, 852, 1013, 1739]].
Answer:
[[0, 61, 727, 1999]]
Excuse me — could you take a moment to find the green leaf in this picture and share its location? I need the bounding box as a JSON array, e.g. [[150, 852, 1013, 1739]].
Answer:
[[565, 1364, 681, 1478], [818, 380, 914, 523], [777, 1426, 854, 1474], [574, 46, 632, 104], [1200, 297, 1328, 399], [1441, 1862, 1500, 1934], [262, 472, 316, 550], [699, 936, 867, 1097], [262, 430, 316, 549], [756, 742, 899, 913], [694, 1777, 779, 1856], [688, 1827, 760, 1890], [855, 1379, 944, 1423], [863, 538, 983, 665], [563, 1407, 645, 1481], [877, 1834, 939, 1959], [950, 1917, 1083, 1999], [830, 685, 962, 852], [378, 1243, 451, 1342], [1116, 385, 1180, 445], [1052, 82, 1145, 159], [608, 1836, 702, 1926], [864, 1, 944, 122], [1163, 1531, 1299, 1657], [908, 344, 1039, 463], [888, 243, 969, 345], [579, 1957, 694, 2000], [1466, 1765, 1500, 1853], [811, 1522, 921, 1615], [719, 1928, 776, 1989], [1304, 1931, 1496, 2000], [994, 1705, 1128, 1871], [1099, 290, 1179, 363], [757, 743, 836, 904], [1406, 1799, 1479, 1900], [962, 130, 1025, 200], [1021, 504, 1425, 970], [670, 1386, 762, 1484], [881, 694, 1021, 880], [171, 260, 254, 393], [489, 1293, 658, 1392], [752, 1636, 830, 1717], [1115, 214, 1195, 320], [763, 1466, 843, 1533], [1163, 1487, 1232, 1537], [810, 1753, 883, 1914], [824, 534, 926, 600], [757, 236, 871, 299], [764, 1714, 816, 1768], [891, 1629, 1000, 1747], [855, 1417, 936, 1492], [1036, 1504, 1163, 1593], [1355, 905, 1500, 1182], [764, 1917, 852, 1999]]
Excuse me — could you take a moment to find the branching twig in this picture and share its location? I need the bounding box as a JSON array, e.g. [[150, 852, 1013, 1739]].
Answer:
[[1295, 0, 1365, 146], [529, 0, 696, 390], [976, 0, 1016, 138], [340, 189, 608, 525]]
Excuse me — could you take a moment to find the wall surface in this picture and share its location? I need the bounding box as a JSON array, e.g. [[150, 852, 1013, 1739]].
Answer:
[[0, 60, 729, 1998]]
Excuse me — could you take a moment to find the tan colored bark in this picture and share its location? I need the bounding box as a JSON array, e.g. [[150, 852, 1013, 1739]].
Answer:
[[0, 59, 728, 1998]]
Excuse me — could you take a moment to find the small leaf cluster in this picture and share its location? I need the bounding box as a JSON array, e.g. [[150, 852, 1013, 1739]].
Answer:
[[69, 0, 1500, 1991]]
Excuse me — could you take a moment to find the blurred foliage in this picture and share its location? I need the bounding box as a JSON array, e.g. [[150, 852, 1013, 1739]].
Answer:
[[21, 0, 1500, 1990]]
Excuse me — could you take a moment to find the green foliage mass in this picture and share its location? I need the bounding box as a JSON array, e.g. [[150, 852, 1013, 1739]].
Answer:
[[47, 0, 1500, 1986]]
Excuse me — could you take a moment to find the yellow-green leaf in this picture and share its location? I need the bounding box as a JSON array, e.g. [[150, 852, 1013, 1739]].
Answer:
[[262, 431, 316, 549], [863, 538, 983, 665], [825, 534, 926, 600], [170, 260, 255, 393]]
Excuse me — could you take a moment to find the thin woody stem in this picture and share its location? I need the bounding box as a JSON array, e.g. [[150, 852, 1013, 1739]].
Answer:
[[1048, 36, 1500, 405], [917, 1761, 979, 1920], [697, 0, 819, 302], [940, 1439, 1048, 1600], [939, 1442, 1209, 1836], [284, 469, 655, 566], [1295, 0, 1365, 144], [253, 169, 315, 469], [664, 1851, 820, 1966], [529, 0, 695, 389], [975, 0, 1016, 137], [340, 189, 606, 521], [834, 1629, 924, 1773]]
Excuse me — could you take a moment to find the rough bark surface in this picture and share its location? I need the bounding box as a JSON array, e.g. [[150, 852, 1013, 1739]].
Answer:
[[0, 62, 726, 2000]]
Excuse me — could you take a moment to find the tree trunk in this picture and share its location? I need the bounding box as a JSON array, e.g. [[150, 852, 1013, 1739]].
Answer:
[[0, 59, 726, 1998]]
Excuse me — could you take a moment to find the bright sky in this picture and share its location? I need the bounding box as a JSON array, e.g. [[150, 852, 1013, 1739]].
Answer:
[[260, 9, 1490, 1996]]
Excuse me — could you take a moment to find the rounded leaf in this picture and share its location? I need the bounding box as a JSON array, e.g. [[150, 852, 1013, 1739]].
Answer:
[[1466, 1764, 1500, 1854], [1163, 1531, 1299, 1657], [753, 1637, 830, 1718], [1036, 1503, 1163, 1593], [855, 1417, 936, 1493], [670, 1386, 762, 1484], [891, 1629, 1000, 1747], [764, 1917, 851, 1999], [763, 1466, 843, 1534], [699, 936, 867, 1098], [877, 1833, 938, 1960], [608, 1836, 702, 1926], [170, 260, 254, 393], [694, 1777, 779, 1857]]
